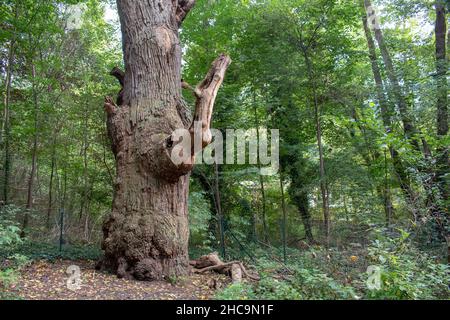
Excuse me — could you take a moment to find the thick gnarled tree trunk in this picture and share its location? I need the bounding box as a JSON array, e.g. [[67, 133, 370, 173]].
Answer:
[[98, 0, 230, 280]]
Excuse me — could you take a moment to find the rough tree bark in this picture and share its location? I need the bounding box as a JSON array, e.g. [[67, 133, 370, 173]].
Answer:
[[98, 0, 230, 280]]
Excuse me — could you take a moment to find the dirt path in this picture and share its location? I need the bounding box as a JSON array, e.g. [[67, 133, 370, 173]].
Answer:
[[8, 259, 230, 300]]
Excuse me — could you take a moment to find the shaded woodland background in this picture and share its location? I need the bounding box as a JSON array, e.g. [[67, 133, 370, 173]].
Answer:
[[0, 0, 448, 300]]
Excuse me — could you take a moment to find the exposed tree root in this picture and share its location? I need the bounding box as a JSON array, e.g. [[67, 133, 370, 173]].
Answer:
[[190, 252, 260, 283]]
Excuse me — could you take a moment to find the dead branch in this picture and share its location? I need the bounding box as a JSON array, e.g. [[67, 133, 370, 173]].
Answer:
[[188, 54, 231, 150], [190, 252, 259, 283]]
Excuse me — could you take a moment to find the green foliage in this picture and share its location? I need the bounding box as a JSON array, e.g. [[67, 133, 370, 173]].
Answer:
[[0, 225, 21, 246], [215, 245, 359, 300], [291, 266, 357, 300], [216, 226, 448, 300], [253, 257, 357, 300], [0, 206, 30, 299], [214, 282, 256, 300], [363, 229, 449, 300], [189, 191, 214, 250], [254, 277, 303, 300], [0, 205, 22, 247]]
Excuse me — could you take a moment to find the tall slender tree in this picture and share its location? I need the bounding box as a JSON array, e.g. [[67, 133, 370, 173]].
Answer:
[[434, 0, 448, 203], [361, 12, 416, 219], [364, 0, 421, 151]]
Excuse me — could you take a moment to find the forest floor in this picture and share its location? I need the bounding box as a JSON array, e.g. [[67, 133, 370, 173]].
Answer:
[[7, 259, 230, 300]]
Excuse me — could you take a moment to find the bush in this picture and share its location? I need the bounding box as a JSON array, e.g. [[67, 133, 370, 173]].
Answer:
[[0, 206, 31, 298], [215, 283, 256, 300], [0, 205, 23, 248], [363, 228, 449, 300], [254, 276, 302, 300], [290, 264, 357, 300], [215, 254, 358, 300], [215, 227, 448, 301]]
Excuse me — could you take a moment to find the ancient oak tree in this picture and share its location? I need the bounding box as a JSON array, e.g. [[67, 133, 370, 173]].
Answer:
[[98, 0, 231, 280]]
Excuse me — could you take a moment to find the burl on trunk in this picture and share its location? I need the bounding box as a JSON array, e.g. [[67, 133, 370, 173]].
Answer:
[[98, 0, 231, 280]]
